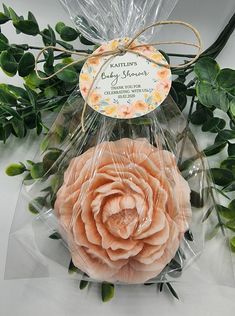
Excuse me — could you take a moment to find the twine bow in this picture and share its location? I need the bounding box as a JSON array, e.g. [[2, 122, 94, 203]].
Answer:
[[35, 20, 202, 132]]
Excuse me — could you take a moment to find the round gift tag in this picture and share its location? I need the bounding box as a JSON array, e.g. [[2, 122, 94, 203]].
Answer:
[[79, 38, 172, 119]]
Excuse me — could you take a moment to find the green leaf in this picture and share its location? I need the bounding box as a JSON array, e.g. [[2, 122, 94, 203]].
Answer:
[[28, 196, 46, 214], [229, 199, 235, 212], [51, 174, 63, 193], [0, 51, 18, 76], [230, 99, 235, 117], [30, 162, 44, 179], [44, 86, 58, 99], [79, 279, 89, 290], [202, 117, 226, 133], [60, 26, 79, 42], [36, 113, 42, 135], [5, 163, 26, 176], [54, 63, 79, 83], [223, 181, 235, 192], [13, 20, 39, 36], [184, 230, 193, 241], [49, 231, 61, 239], [225, 219, 235, 232], [62, 57, 74, 65], [43, 149, 62, 171], [42, 26, 56, 46], [194, 57, 220, 82], [40, 136, 50, 152], [190, 107, 213, 125], [68, 259, 78, 274], [44, 47, 54, 68], [7, 84, 29, 100], [2, 4, 10, 17], [0, 105, 22, 120], [166, 283, 179, 300], [7, 45, 24, 62], [202, 206, 214, 222], [178, 158, 194, 172], [172, 81, 187, 111], [203, 141, 227, 156], [8, 7, 20, 22], [210, 168, 234, 186], [0, 122, 12, 142], [190, 190, 204, 208], [197, 82, 230, 111], [27, 11, 37, 24], [24, 84, 37, 108], [186, 88, 196, 96], [220, 157, 235, 172], [216, 68, 235, 91], [55, 22, 65, 34], [79, 34, 94, 45], [230, 236, 235, 252], [216, 204, 235, 220], [0, 87, 17, 106], [0, 33, 9, 51], [24, 70, 47, 89], [228, 143, 235, 156], [215, 129, 235, 142], [18, 52, 35, 77], [11, 117, 25, 138], [101, 283, 114, 302], [57, 40, 74, 51], [212, 186, 231, 199], [158, 50, 170, 64]]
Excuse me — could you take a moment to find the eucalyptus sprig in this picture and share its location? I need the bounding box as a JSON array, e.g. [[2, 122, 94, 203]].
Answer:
[[0, 3, 94, 142]]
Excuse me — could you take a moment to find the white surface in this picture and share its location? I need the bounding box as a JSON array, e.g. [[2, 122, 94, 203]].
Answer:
[[0, 0, 235, 315]]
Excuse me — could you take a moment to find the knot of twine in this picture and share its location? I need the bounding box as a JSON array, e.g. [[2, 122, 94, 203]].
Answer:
[[35, 20, 202, 132]]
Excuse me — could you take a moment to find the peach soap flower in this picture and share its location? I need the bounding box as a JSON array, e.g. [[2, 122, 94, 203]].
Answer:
[[55, 138, 191, 283]]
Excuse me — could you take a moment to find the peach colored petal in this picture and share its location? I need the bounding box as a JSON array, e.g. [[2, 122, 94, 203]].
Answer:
[[55, 138, 191, 284], [143, 220, 170, 246], [135, 209, 166, 239], [112, 263, 163, 284], [107, 242, 144, 261]]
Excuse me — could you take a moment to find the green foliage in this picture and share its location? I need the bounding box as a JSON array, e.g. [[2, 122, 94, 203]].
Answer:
[[210, 168, 234, 186], [0, 3, 93, 142], [0, 51, 18, 75], [68, 259, 78, 274], [5, 162, 26, 176], [230, 236, 235, 252], [195, 57, 235, 113], [30, 162, 45, 179], [18, 52, 35, 77], [60, 26, 79, 41], [79, 279, 89, 290], [55, 22, 65, 34], [54, 64, 79, 83], [203, 141, 227, 156], [28, 196, 46, 214], [13, 20, 40, 36], [101, 283, 115, 302], [201, 117, 225, 133], [49, 231, 61, 239]]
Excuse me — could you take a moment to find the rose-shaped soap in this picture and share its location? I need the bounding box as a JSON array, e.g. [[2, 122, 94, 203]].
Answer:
[[55, 138, 191, 283]]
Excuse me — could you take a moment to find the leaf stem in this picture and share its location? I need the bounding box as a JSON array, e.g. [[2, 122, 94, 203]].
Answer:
[[178, 96, 195, 166], [167, 53, 196, 58]]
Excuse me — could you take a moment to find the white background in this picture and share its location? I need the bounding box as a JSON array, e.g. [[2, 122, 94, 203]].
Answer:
[[0, 0, 235, 315]]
